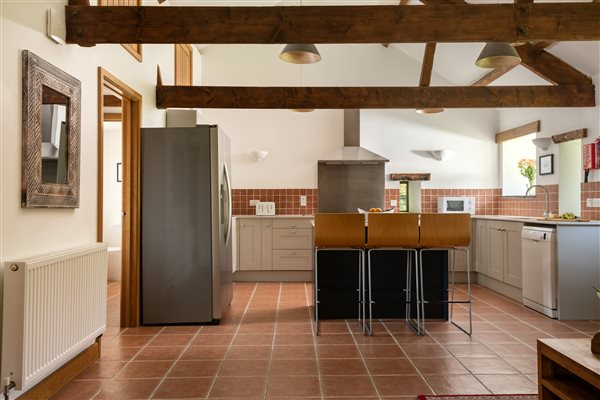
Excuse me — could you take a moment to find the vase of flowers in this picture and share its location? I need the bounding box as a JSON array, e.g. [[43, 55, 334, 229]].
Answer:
[[518, 158, 536, 189]]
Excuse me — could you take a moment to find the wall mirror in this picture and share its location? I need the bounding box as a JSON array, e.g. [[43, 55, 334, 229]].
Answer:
[[22, 50, 81, 208]]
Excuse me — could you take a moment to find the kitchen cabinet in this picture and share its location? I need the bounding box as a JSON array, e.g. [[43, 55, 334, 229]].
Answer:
[[237, 217, 313, 272], [485, 220, 523, 288], [473, 219, 488, 275]]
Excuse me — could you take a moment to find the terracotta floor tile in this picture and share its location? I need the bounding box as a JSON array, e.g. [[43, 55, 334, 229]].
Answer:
[[317, 344, 361, 359], [272, 345, 316, 359], [443, 343, 497, 358], [425, 374, 490, 395], [181, 345, 228, 360], [503, 357, 539, 374], [315, 334, 355, 345], [226, 345, 272, 360], [199, 324, 239, 334], [473, 332, 520, 344], [160, 326, 200, 335], [117, 361, 173, 378], [486, 343, 537, 358], [76, 361, 126, 380], [209, 376, 268, 398], [392, 333, 437, 345], [269, 359, 318, 376], [358, 344, 406, 358], [353, 333, 397, 345], [109, 335, 154, 348], [430, 332, 479, 344], [100, 347, 141, 362], [401, 344, 451, 358], [94, 378, 160, 400], [233, 334, 275, 346], [476, 374, 538, 394], [149, 334, 194, 347], [458, 357, 520, 374], [50, 379, 107, 400], [168, 360, 221, 377], [411, 357, 470, 375], [316, 323, 351, 334], [219, 359, 270, 376], [318, 358, 368, 375], [238, 323, 276, 334], [372, 375, 433, 396], [152, 377, 213, 399], [121, 327, 163, 336], [266, 376, 321, 398], [133, 346, 184, 361], [321, 376, 377, 397], [191, 334, 234, 346], [364, 358, 419, 375], [275, 323, 313, 334], [274, 334, 314, 346]]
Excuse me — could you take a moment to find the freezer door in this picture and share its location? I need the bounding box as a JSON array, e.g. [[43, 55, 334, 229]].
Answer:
[[141, 127, 213, 324]]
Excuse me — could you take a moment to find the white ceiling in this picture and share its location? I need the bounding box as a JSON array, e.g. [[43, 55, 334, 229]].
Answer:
[[165, 0, 600, 85]]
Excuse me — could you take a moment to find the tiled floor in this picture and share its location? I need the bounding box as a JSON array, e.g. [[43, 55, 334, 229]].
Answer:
[[51, 281, 600, 399]]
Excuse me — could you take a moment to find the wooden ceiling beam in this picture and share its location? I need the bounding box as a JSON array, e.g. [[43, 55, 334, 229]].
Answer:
[[516, 43, 592, 85], [496, 120, 540, 144], [65, 3, 600, 45], [419, 43, 437, 87], [155, 85, 595, 110], [472, 66, 518, 87]]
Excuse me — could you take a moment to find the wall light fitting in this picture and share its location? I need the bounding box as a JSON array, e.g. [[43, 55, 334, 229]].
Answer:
[[532, 137, 552, 151], [429, 150, 454, 161], [253, 150, 269, 162]]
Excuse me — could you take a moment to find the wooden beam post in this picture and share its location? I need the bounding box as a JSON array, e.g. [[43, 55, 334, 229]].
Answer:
[[65, 3, 600, 45], [419, 43, 437, 87], [516, 44, 592, 85], [155, 85, 595, 110], [495, 120, 541, 144]]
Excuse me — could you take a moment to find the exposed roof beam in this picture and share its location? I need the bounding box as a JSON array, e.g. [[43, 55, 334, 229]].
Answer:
[[66, 3, 600, 46], [419, 43, 437, 87], [155, 85, 595, 109], [471, 66, 518, 87], [516, 43, 592, 85]]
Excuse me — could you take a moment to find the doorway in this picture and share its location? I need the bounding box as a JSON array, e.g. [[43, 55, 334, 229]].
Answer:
[[98, 68, 142, 328]]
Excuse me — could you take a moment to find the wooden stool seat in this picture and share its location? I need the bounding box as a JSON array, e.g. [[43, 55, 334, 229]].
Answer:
[[366, 213, 420, 335], [418, 213, 473, 336], [314, 213, 366, 335]]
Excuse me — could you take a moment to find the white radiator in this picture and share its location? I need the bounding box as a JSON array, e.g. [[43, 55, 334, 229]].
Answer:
[[1, 243, 107, 391]]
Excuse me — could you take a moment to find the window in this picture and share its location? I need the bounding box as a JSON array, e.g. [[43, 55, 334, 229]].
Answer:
[[501, 133, 537, 196], [398, 181, 409, 212], [174, 44, 194, 86], [99, 0, 142, 62]]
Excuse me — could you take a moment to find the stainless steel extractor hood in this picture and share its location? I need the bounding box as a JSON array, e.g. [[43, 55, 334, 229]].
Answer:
[[318, 109, 389, 165], [317, 109, 388, 213]]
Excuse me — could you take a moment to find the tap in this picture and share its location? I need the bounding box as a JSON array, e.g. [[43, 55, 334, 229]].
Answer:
[[525, 184, 550, 218]]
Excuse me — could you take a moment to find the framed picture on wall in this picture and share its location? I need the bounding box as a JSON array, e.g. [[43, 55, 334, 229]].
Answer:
[[539, 154, 554, 175]]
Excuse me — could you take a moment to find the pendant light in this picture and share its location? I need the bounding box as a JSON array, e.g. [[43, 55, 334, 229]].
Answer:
[[416, 107, 444, 115], [475, 42, 521, 68], [279, 1, 322, 64]]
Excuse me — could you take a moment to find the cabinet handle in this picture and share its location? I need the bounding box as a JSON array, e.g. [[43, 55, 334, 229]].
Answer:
[[291, 225, 296, 228], [292, 230, 296, 234]]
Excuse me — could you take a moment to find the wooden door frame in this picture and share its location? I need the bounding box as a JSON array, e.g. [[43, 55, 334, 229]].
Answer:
[[97, 67, 142, 328]]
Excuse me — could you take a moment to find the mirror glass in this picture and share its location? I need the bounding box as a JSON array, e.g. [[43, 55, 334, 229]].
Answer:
[[41, 85, 69, 184]]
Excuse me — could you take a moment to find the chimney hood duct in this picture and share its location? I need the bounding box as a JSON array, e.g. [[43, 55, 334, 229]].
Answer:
[[318, 109, 389, 165], [317, 110, 388, 213]]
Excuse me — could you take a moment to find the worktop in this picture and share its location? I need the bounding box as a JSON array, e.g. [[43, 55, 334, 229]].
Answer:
[[473, 215, 600, 226]]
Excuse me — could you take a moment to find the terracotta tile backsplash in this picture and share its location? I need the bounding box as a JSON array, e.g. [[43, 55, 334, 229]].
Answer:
[[582, 182, 600, 220], [233, 189, 317, 216], [234, 183, 599, 220]]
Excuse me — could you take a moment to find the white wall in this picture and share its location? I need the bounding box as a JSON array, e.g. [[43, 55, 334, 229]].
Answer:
[[102, 122, 123, 247], [200, 44, 500, 189]]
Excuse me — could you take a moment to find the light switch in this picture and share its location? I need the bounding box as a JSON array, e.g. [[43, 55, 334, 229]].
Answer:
[[592, 198, 600, 207], [587, 199, 594, 207], [249, 199, 259, 206], [300, 195, 307, 207], [390, 199, 398, 207]]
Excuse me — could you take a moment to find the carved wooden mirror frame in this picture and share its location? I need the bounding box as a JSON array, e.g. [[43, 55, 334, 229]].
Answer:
[[22, 50, 81, 208]]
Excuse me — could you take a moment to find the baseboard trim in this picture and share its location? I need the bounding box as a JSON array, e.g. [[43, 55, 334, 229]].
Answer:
[[19, 336, 101, 400], [234, 270, 312, 282], [476, 273, 522, 302]]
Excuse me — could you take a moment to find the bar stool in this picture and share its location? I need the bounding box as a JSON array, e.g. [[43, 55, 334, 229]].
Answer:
[[417, 213, 473, 335], [314, 213, 366, 335], [366, 213, 420, 335]]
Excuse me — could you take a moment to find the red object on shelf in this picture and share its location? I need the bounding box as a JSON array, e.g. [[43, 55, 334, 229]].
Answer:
[[583, 139, 600, 170]]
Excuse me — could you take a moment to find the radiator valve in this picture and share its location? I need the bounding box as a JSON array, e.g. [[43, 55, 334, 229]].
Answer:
[[2, 377, 15, 400]]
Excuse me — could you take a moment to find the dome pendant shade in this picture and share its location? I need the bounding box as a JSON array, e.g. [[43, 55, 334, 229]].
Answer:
[[291, 108, 315, 113], [416, 108, 445, 114], [475, 42, 521, 68], [279, 44, 322, 64]]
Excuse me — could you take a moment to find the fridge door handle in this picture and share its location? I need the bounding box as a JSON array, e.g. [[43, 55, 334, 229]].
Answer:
[[223, 163, 233, 246]]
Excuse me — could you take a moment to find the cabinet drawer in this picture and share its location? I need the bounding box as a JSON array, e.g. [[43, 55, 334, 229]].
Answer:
[[273, 250, 313, 271], [273, 228, 313, 249], [272, 219, 313, 229]]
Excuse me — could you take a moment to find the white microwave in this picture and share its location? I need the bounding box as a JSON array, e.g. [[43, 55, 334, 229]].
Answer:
[[438, 196, 476, 214]]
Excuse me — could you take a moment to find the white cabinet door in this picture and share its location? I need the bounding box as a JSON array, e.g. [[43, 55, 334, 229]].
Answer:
[[474, 220, 488, 275], [487, 221, 505, 281], [238, 219, 262, 271], [261, 219, 273, 270], [504, 222, 523, 288]]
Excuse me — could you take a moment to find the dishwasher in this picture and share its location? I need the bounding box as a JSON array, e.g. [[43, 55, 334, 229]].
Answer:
[[522, 226, 558, 318]]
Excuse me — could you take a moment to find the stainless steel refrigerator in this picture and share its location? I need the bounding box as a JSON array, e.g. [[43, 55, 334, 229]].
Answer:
[[141, 125, 233, 324]]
